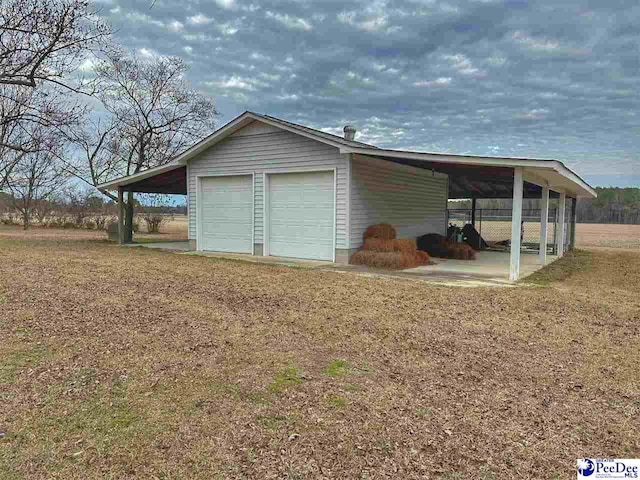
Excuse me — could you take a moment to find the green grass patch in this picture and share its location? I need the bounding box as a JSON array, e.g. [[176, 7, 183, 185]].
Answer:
[[267, 365, 303, 394], [327, 395, 346, 409], [246, 391, 270, 406], [256, 415, 293, 430], [325, 360, 349, 377], [209, 382, 241, 399], [0, 344, 49, 384], [524, 249, 593, 285]]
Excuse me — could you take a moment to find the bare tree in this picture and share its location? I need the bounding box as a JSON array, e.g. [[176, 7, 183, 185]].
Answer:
[[6, 142, 68, 229], [0, 84, 86, 189], [91, 51, 217, 241], [0, 0, 110, 89], [59, 116, 120, 200]]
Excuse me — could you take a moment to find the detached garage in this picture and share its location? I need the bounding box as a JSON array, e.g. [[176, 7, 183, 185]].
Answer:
[[98, 110, 596, 280]]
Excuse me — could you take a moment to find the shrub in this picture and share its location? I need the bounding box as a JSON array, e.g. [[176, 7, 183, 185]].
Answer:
[[62, 221, 76, 229], [93, 215, 112, 231], [84, 220, 96, 230], [142, 214, 165, 233]]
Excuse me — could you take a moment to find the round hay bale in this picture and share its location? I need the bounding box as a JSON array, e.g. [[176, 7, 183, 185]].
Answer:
[[417, 233, 449, 258], [363, 224, 396, 241]]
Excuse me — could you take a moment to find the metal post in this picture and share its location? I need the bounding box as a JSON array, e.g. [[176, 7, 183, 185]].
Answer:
[[471, 197, 476, 227], [556, 192, 566, 257], [479, 209, 482, 249], [539, 185, 549, 265], [570, 197, 577, 249], [510, 167, 524, 281], [118, 187, 125, 245]]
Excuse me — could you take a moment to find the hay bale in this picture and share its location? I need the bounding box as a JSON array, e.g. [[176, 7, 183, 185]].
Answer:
[[363, 224, 396, 241], [414, 250, 430, 265], [394, 238, 417, 253], [350, 250, 421, 270], [446, 242, 476, 260], [363, 237, 416, 253], [363, 238, 395, 252]]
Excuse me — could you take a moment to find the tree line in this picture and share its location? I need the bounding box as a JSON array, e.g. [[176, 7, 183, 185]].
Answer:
[[0, 0, 216, 238], [0, 187, 186, 232], [449, 187, 640, 224]]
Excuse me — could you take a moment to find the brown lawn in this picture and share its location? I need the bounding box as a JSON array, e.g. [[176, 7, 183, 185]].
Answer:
[[1, 226, 639, 479]]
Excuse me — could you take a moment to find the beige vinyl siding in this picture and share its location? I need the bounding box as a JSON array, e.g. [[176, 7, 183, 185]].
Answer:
[[350, 154, 448, 248], [187, 121, 348, 249]]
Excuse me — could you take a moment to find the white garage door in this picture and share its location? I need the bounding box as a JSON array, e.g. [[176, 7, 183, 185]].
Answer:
[[199, 175, 253, 253], [268, 171, 334, 260]]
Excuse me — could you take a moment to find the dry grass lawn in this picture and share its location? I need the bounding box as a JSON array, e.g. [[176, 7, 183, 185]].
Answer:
[[1, 226, 639, 479]]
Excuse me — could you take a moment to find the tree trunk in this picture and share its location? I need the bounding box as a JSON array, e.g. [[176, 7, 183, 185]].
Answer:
[[22, 210, 30, 230], [125, 191, 134, 243]]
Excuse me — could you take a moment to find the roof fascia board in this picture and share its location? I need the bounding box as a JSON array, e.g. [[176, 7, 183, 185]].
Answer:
[[246, 113, 347, 150], [342, 147, 596, 198], [172, 112, 256, 165], [171, 112, 346, 166], [97, 163, 183, 191], [553, 163, 597, 198]]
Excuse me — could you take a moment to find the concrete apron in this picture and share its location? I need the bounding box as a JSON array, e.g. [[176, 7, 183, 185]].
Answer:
[[180, 250, 531, 288], [123, 243, 545, 287]]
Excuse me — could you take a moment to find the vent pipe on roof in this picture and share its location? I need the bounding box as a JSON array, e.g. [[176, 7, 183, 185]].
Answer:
[[343, 125, 356, 141]]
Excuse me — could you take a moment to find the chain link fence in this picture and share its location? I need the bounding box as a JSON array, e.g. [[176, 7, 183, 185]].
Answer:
[[448, 208, 561, 254]]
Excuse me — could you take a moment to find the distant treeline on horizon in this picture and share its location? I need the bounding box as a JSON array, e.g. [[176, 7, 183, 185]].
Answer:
[[448, 187, 640, 225]]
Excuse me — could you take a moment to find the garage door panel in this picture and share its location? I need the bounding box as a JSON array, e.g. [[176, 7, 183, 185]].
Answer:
[[268, 171, 334, 261], [199, 175, 253, 253]]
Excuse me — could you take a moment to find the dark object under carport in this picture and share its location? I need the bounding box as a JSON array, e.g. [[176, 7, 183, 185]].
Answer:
[[416, 233, 449, 258], [461, 224, 488, 250]]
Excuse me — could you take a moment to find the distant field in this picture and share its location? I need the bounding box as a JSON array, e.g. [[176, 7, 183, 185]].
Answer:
[[159, 219, 640, 249], [576, 223, 640, 249]]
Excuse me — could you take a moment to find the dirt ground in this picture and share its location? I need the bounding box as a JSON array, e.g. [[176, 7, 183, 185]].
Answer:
[[1, 225, 639, 479]]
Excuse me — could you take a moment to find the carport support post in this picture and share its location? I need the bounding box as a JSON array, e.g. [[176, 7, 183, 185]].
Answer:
[[118, 187, 125, 245], [556, 192, 566, 256], [509, 167, 524, 281], [539, 185, 549, 265], [471, 197, 477, 227], [570, 197, 577, 249]]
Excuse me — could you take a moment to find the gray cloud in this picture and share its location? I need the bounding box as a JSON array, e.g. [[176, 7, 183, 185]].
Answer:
[[99, 0, 640, 186]]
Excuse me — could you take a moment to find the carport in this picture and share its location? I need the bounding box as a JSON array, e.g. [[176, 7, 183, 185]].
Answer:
[[99, 163, 187, 244], [341, 147, 596, 280]]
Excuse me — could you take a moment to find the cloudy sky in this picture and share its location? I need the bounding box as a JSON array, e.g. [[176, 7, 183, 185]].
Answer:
[[97, 0, 639, 187]]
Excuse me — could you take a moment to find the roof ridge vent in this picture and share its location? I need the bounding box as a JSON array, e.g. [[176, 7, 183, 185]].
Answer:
[[343, 125, 356, 141]]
